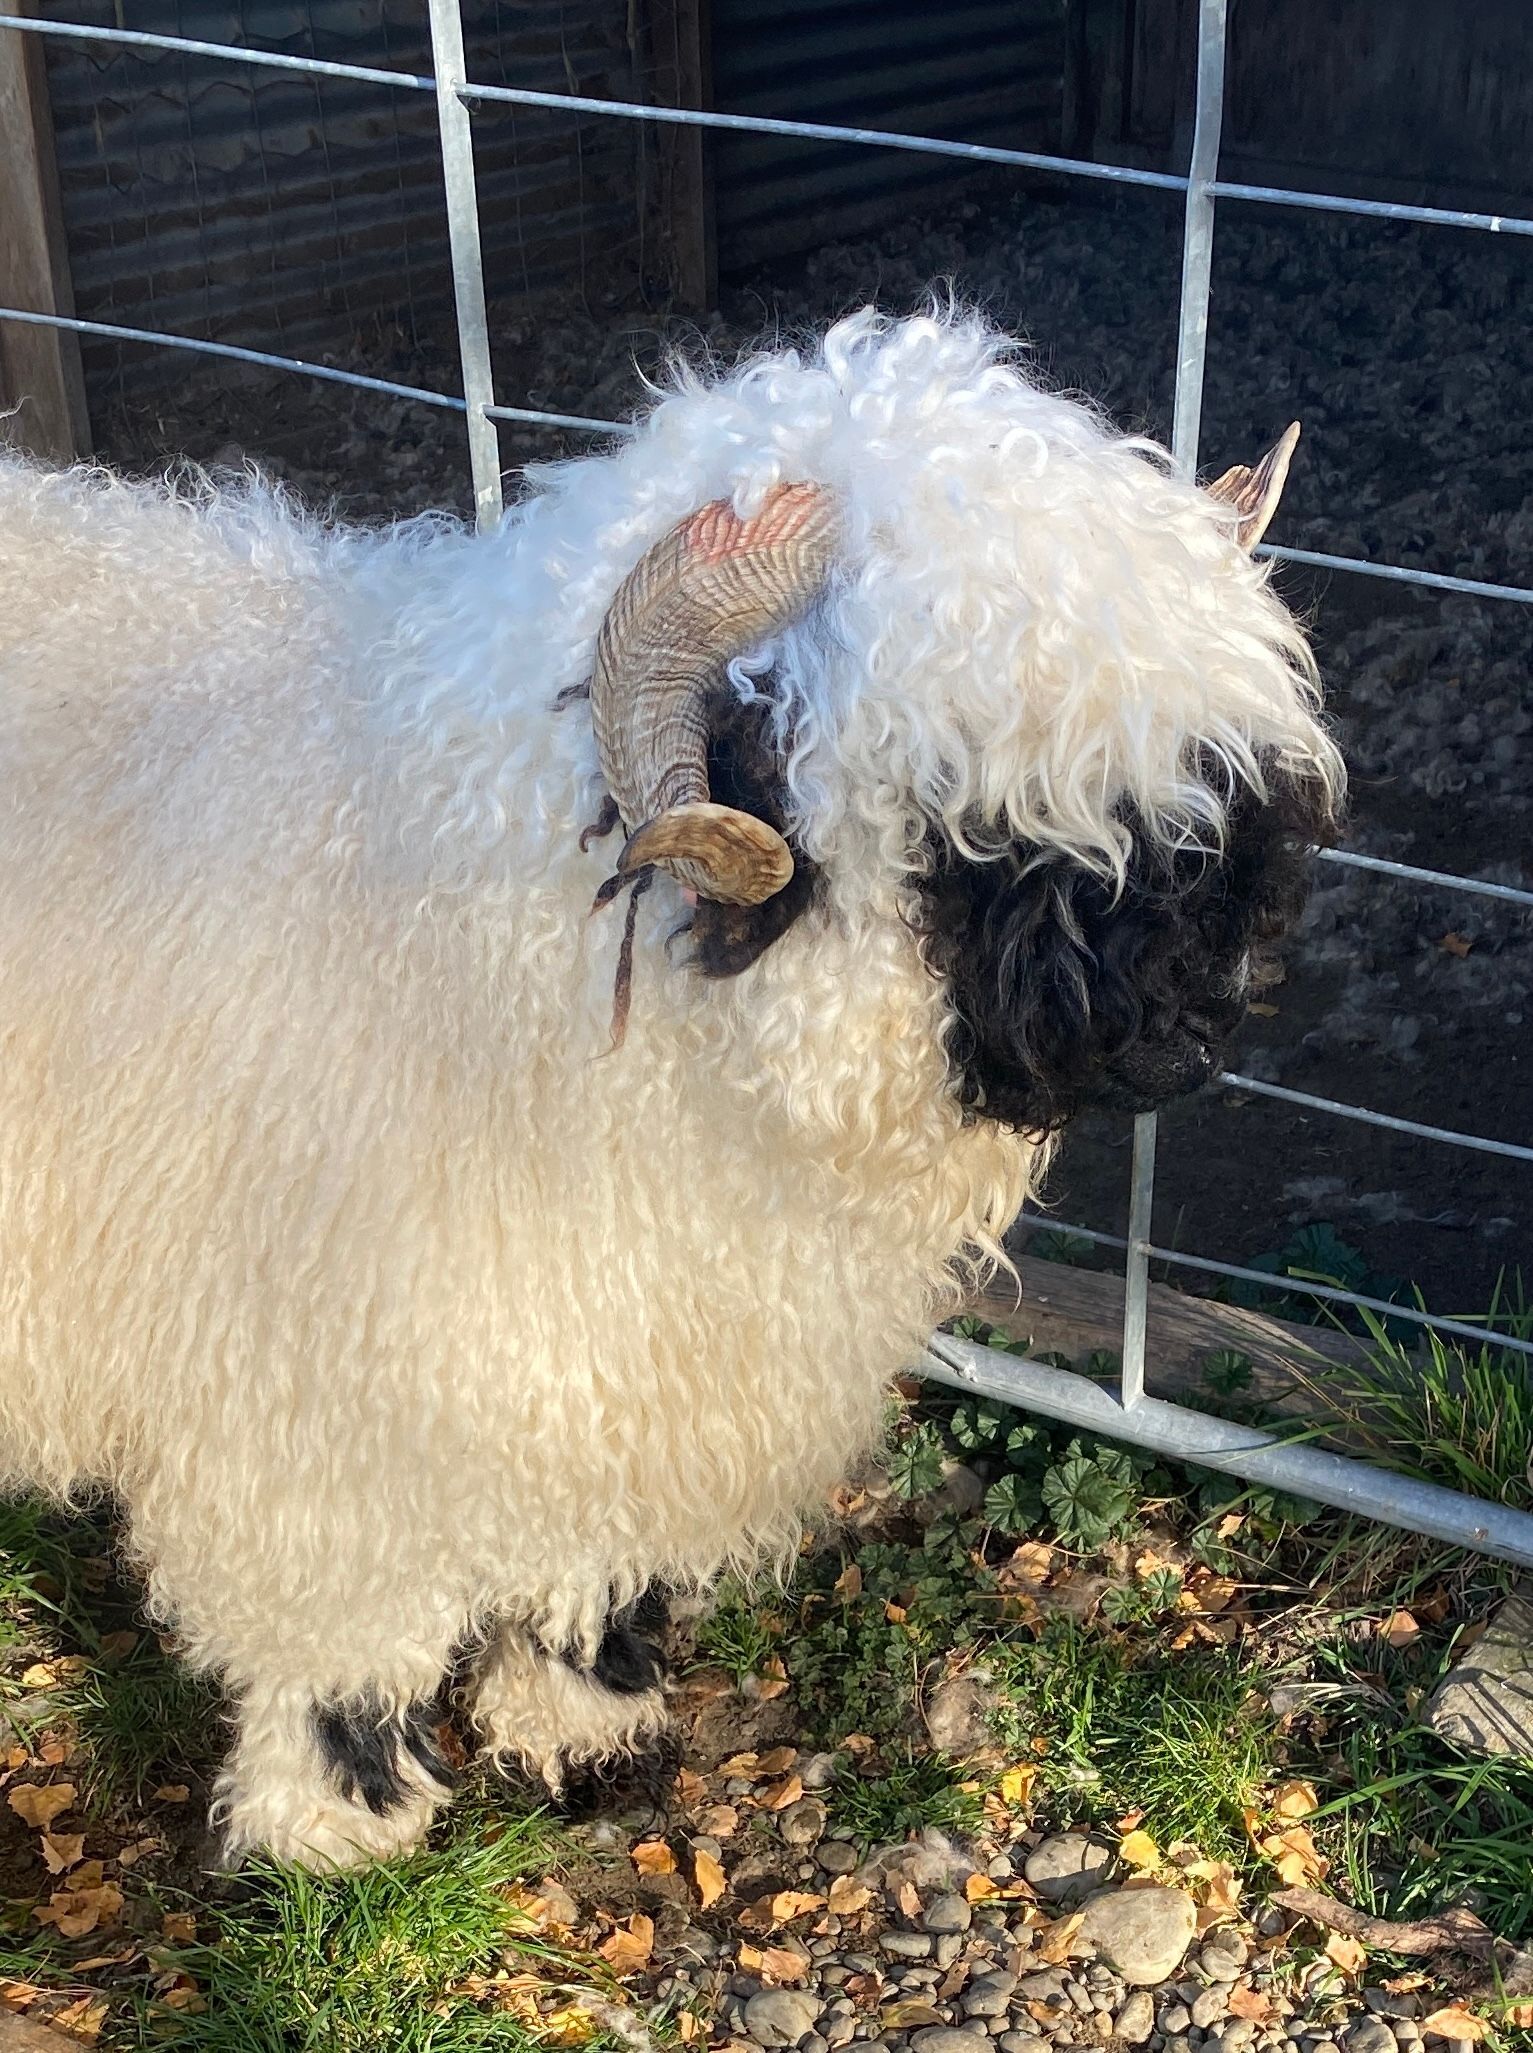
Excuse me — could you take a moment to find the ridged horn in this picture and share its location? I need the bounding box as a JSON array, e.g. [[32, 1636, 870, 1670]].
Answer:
[[590, 482, 840, 906], [1205, 421, 1301, 553]]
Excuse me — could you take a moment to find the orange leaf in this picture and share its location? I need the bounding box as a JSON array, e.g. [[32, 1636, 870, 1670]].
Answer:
[[40, 1832, 86, 1875], [1438, 932, 1473, 959], [7, 1783, 76, 1830], [769, 1890, 826, 1924], [828, 1876, 873, 1915], [1035, 1912, 1084, 1965], [0, 1980, 41, 2012], [738, 1943, 809, 1984], [766, 1775, 804, 1812], [152, 1784, 191, 1804], [718, 1752, 759, 1776], [1227, 1986, 1272, 2023], [161, 1912, 198, 1943], [1381, 1610, 1420, 1649], [1118, 1830, 1161, 1870], [757, 1748, 798, 1776], [884, 1603, 907, 1624], [1421, 2007, 1487, 2042], [1273, 1780, 1319, 1820], [833, 1564, 864, 1602], [598, 1915, 654, 1976], [1326, 1934, 1367, 1976], [693, 1849, 726, 1910], [964, 1874, 999, 1903], [632, 1839, 677, 1877], [674, 1767, 708, 1805]]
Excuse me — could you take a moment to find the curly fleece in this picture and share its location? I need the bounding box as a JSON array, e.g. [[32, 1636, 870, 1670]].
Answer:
[[0, 309, 1340, 1863]]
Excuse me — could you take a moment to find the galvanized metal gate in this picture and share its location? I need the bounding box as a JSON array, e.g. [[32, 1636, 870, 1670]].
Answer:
[[2, 0, 1532, 1563]]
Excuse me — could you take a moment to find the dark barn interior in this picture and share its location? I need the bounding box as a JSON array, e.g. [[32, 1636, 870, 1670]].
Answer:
[[2, 0, 1529, 1324]]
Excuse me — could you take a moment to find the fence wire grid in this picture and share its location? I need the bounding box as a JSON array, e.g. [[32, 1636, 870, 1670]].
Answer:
[[3, 0, 1532, 1563]]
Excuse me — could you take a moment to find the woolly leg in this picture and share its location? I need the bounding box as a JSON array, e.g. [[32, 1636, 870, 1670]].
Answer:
[[213, 1674, 456, 1870], [470, 1624, 667, 1797]]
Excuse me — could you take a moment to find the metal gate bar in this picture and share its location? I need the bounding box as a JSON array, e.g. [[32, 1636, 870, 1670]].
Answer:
[[2, 2, 1530, 1561]]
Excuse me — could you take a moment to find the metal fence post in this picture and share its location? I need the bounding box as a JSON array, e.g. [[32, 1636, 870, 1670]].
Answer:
[[1118, 0, 1228, 1413], [426, 0, 504, 529]]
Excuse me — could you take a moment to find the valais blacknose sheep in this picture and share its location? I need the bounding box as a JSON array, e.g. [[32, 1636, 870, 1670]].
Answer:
[[0, 311, 1341, 1866]]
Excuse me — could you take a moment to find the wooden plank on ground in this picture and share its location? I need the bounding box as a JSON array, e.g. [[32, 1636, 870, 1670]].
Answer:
[[959, 1254, 1373, 1418], [0, 1, 89, 462]]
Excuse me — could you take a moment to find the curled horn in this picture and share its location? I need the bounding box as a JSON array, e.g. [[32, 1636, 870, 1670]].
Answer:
[[590, 482, 840, 907], [1205, 421, 1301, 553]]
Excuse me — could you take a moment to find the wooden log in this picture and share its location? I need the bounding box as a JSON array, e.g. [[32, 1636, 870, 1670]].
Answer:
[[0, 2, 89, 463], [960, 1254, 1375, 1418]]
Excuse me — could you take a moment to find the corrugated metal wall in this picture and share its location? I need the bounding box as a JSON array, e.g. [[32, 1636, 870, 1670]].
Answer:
[[41, 0, 645, 393], [709, 0, 1065, 267]]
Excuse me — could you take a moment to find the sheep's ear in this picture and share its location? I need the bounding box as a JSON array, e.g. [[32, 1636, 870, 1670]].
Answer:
[[1205, 421, 1300, 552]]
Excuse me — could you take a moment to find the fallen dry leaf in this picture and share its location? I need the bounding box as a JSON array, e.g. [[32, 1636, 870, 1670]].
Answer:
[[693, 1803, 739, 1838], [674, 1766, 708, 1805], [536, 2005, 598, 2047], [1326, 1933, 1367, 1976], [998, 1764, 1037, 1806], [7, 1783, 76, 1830], [757, 1747, 798, 1776], [752, 1661, 790, 1703], [1380, 1610, 1421, 1649], [152, 1784, 191, 1805], [1226, 1986, 1272, 2023], [0, 1980, 41, 2012], [693, 1848, 726, 1910], [597, 1915, 654, 1977], [884, 1602, 907, 1624], [1118, 1830, 1161, 1870], [765, 1775, 804, 1811], [40, 1832, 86, 1875], [827, 1875, 873, 1916], [1421, 2007, 1487, 2042], [833, 1564, 863, 1603], [896, 1880, 923, 1920], [1261, 1825, 1328, 1888], [1035, 1912, 1085, 1965], [1438, 932, 1474, 959], [631, 1839, 676, 1877], [718, 1752, 759, 1776], [676, 2011, 703, 2043], [770, 1890, 826, 1924], [160, 1912, 197, 1943], [1273, 1780, 1320, 1820], [45, 1992, 110, 2041], [738, 1943, 809, 1984], [964, 1874, 999, 1903], [1009, 1540, 1055, 1583], [34, 1879, 124, 1940]]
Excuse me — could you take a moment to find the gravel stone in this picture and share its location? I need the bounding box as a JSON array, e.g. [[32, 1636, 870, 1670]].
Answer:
[[800, 1753, 841, 1790], [915, 2033, 1000, 2053], [924, 1893, 974, 1936], [1219, 2022, 1259, 2053], [825, 2018, 858, 2047], [1075, 1887, 1197, 1988], [1362, 1995, 1418, 2022], [1024, 1835, 1115, 1906], [745, 1990, 823, 2048], [963, 1973, 1019, 2020], [998, 2036, 1049, 2053], [780, 1798, 829, 1848], [819, 1842, 860, 1875], [1192, 1990, 1229, 2029], [1344, 2025, 1398, 2053], [1117, 1993, 1156, 2044], [803, 2036, 829, 2053], [1161, 2007, 1194, 2036], [883, 1933, 936, 1961], [936, 1934, 965, 1968], [1200, 1936, 1250, 1982]]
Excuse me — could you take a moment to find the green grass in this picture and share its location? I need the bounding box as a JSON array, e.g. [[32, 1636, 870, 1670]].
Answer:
[[829, 1747, 981, 1847], [989, 1621, 1278, 1862], [691, 1582, 780, 1689], [131, 1804, 581, 2052]]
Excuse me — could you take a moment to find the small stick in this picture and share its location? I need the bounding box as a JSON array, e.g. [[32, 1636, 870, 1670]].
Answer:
[[1271, 1889, 1496, 1959]]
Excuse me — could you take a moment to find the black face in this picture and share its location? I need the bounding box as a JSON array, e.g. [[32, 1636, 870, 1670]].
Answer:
[[909, 759, 1338, 1135]]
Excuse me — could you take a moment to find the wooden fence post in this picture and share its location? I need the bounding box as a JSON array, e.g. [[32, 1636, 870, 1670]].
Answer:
[[0, 4, 90, 462]]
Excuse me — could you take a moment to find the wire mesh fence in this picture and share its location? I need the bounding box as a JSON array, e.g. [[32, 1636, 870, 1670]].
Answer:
[[2, 0, 1530, 1562]]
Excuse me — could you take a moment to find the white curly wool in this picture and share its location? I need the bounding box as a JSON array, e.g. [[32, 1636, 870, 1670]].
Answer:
[[0, 310, 1338, 1863]]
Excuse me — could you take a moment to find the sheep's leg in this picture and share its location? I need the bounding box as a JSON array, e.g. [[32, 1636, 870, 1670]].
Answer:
[[471, 1602, 669, 1798], [213, 1674, 457, 1870]]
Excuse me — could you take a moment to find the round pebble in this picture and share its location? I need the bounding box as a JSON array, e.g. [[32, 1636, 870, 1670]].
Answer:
[[883, 1932, 935, 1961], [1193, 1988, 1230, 2029], [744, 1989, 823, 2048], [1075, 1886, 1197, 1988], [819, 1842, 860, 1875], [1023, 1834, 1115, 1905], [779, 1797, 829, 1847], [962, 1972, 1019, 2020], [1117, 1991, 1155, 2044], [915, 2033, 997, 2053], [1345, 2024, 1398, 2053], [925, 1894, 974, 1936]]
